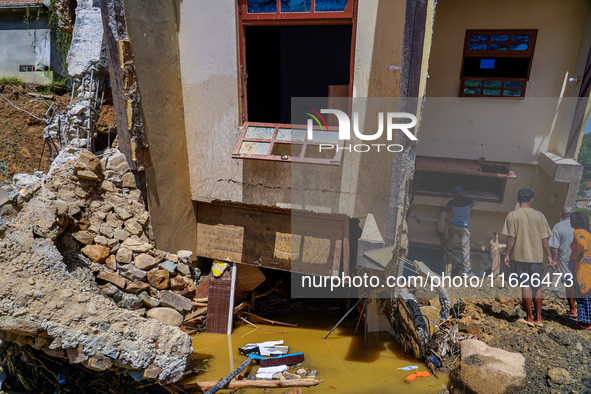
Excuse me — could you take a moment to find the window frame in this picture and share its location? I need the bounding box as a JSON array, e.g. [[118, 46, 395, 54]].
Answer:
[[238, 0, 354, 22], [460, 29, 538, 98], [414, 156, 516, 202], [235, 0, 357, 165], [232, 122, 345, 165]]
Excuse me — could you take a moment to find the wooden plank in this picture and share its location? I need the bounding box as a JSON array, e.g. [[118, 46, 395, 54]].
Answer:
[[194, 274, 211, 299], [97, 0, 136, 170], [235, 264, 266, 294], [196, 202, 348, 276], [205, 267, 234, 334], [274, 232, 301, 261], [196, 223, 244, 262]]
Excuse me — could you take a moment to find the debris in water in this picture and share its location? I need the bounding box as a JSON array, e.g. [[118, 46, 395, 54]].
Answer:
[[256, 365, 288, 379], [239, 340, 289, 356], [256, 352, 305, 367], [404, 371, 431, 382]]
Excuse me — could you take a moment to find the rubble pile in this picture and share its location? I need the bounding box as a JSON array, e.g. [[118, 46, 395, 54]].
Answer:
[[58, 148, 204, 325], [44, 0, 109, 152], [0, 147, 197, 383]]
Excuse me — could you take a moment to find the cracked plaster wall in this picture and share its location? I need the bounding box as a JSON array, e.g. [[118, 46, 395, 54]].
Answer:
[[176, 0, 408, 241], [0, 11, 55, 83]]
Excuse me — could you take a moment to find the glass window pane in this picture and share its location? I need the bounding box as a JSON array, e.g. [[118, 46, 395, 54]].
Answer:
[[469, 43, 487, 51], [248, 0, 277, 13], [239, 141, 271, 155], [512, 34, 530, 42], [491, 35, 509, 42], [315, 0, 347, 12], [489, 44, 508, 50], [309, 130, 339, 143], [281, 0, 311, 12], [503, 90, 522, 97], [484, 81, 502, 88], [510, 43, 528, 51], [483, 89, 501, 96], [463, 88, 481, 95], [245, 126, 274, 140], [271, 143, 303, 157], [480, 59, 495, 69], [464, 80, 482, 87], [504, 81, 523, 88], [470, 35, 489, 42], [277, 128, 306, 141]]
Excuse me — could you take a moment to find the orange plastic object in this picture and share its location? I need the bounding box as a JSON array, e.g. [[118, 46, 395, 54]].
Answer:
[[405, 371, 431, 382]]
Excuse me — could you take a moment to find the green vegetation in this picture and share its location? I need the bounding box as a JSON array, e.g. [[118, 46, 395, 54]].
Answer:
[[0, 77, 25, 85], [23, 1, 72, 75], [41, 77, 71, 94], [0, 140, 18, 156], [578, 133, 591, 197], [0, 121, 22, 138], [47, 0, 72, 71]]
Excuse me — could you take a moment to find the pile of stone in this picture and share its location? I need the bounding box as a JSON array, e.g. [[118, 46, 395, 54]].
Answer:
[[0, 147, 196, 382], [51, 148, 202, 327]]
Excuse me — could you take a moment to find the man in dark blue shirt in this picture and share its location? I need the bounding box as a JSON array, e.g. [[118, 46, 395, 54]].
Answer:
[[443, 186, 475, 275]]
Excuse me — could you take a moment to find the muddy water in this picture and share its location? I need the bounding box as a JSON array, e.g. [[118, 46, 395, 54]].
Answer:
[[189, 324, 448, 393]]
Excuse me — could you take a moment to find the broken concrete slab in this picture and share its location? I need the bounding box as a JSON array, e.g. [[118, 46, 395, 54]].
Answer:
[[0, 149, 195, 382]]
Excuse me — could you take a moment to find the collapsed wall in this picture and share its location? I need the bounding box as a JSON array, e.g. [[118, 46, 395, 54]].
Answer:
[[44, 0, 108, 152], [0, 147, 196, 382]]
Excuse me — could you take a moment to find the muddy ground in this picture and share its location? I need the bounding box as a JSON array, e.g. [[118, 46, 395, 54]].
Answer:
[[0, 83, 114, 182], [455, 286, 591, 393]]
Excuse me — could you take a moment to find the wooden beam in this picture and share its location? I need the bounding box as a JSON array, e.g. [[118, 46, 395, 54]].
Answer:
[[175, 378, 324, 391], [97, 0, 136, 171]]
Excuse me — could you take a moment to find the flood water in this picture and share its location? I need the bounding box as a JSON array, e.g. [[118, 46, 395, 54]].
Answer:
[[188, 321, 448, 393]]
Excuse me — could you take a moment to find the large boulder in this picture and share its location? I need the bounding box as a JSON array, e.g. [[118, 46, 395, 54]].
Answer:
[[451, 339, 526, 394]]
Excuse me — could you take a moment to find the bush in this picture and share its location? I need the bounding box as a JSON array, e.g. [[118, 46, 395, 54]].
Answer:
[[42, 78, 71, 95], [0, 77, 24, 85]]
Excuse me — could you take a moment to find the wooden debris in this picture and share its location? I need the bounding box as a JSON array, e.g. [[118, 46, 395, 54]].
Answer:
[[175, 378, 324, 391], [241, 311, 298, 327]]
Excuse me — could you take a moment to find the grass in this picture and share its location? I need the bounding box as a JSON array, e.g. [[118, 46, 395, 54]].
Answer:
[[0, 77, 24, 85], [41, 78, 71, 94], [0, 140, 18, 155], [0, 121, 22, 138]]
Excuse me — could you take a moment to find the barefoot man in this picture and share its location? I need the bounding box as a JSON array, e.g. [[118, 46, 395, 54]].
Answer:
[[502, 188, 556, 327]]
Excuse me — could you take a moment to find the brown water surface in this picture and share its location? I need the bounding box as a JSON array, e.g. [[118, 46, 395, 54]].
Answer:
[[189, 322, 448, 393]]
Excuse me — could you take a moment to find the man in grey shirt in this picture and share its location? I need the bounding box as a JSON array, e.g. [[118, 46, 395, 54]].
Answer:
[[549, 206, 576, 318]]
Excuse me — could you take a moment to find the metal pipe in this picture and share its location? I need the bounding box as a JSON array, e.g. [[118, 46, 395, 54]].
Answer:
[[323, 296, 365, 339], [204, 356, 253, 394]]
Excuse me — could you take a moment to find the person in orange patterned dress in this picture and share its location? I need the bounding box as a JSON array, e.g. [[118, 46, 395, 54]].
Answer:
[[568, 212, 591, 330]]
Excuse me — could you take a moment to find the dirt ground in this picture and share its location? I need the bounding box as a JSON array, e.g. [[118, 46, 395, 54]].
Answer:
[[456, 286, 591, 393], [0, 83, 115, 182]]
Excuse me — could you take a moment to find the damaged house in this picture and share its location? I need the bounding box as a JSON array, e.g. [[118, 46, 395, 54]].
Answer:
[[0, 0, 67, 83], [407, 0, 589, 272], [113, 0, 591, 337], [0, 0, 590, 389], [120, 0, 432, 333]]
